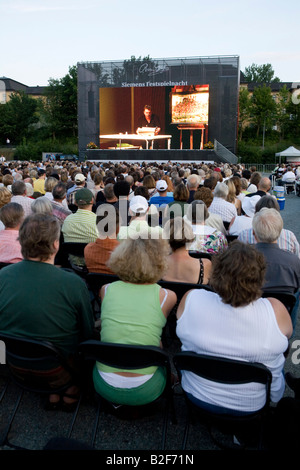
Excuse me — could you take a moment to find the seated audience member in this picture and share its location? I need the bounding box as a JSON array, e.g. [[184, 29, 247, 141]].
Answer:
[[186, 200, 228, 254], [225, 178, 242, 215], [208, 182, 237, 225], [84, 208, 120, 274], [62, 188, 99, 266], [118, 195, 162, 240], [176, 241, 292, 416], [62, 188, 98, 243], [0, 187, 12, 230], [247, 171, 261, 193], [31, 196, 53, 215], [0, 202, 24, 263], [96, 183, 118, 208], [193, 186, 226, 235], [252, 208, 300, 330], [245, 176, 272, 198], [66, 173, 86, 207], [44, 177, 59, 201], [149, 180, 174, 208], [92, 237, 177, 406], [142, 174, 157, 198], [113, 180, 131, 227], [238, 196, 300, 258], [2, 173, 14, 190], [228, 195, 261, 236], [165, 183, 190, 219], [33, 169, 46, 195], [51, 182, 72, 225], [0, 213, 95, 410], [163, 217, 212, 285], [203, 175, 218, 193], [186, 174, 200, 203], [11, 181, 33, 217]]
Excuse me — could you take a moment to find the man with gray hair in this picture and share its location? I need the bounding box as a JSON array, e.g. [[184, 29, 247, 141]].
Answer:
[[208, 182, 237, 224], [11, 181, 33, 217], [51, 182, 72, 225], [253, 207, 300, 329], [187, 174, 200, 203]]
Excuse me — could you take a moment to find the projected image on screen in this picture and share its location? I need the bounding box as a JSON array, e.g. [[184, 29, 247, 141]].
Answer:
[[171, 85, 209, 125]]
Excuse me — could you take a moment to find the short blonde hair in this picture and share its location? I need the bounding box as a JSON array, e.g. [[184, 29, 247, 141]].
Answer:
[[0, 187, 12, 208], [107, 237, 170, 284]]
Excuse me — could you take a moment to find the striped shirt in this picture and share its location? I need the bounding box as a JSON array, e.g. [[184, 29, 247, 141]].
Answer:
[[238, 227, 300, 258], [62, 209, 99, 243], [209, 197, 237, 223]]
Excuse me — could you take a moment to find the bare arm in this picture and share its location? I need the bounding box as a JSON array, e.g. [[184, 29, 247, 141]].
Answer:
[[267, 297, 293, 339]]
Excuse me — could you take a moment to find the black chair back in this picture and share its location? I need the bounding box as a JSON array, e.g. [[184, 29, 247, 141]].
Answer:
[[262, 291, 296, 315], [79, 339, 175, 449], [173, 351, 272, 450]]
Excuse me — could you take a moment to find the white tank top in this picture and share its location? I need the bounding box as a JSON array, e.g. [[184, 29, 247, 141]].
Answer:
[[176, 290, 288, 412]]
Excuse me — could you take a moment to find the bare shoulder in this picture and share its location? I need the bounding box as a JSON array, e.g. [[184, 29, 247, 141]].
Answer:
[[176, 289, 194, 320], [267, 297, 293, 339]]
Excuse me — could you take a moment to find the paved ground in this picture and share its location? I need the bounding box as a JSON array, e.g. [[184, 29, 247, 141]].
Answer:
[[0, 187, 299, 456]]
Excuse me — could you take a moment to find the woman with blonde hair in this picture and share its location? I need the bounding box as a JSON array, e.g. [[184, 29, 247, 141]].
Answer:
[[92, 236, 177, 406], [225, 178, 241, 215]]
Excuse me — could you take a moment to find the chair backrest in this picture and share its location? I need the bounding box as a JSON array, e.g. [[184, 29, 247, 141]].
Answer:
[[173, 351, 272, 407], [0, 262, 13, 270], [86, 272, 119, 289], [188, 251, 213, 260], [0, 333, 77, 394], [226, 235, 238, 244], [223, 221, 230, 231], [262, 291, 296, 315], [61, 242, 87, 257], [79, 340, 171, 374], [157, 280, 213, 304]]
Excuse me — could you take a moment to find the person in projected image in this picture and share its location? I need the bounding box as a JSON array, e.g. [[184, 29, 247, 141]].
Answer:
[[136, 105, 161, 135]]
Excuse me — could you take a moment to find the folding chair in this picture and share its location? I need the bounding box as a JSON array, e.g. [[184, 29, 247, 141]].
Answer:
[[226, 235, 238, 244], [188, 251, 213, 260], [173, 352, 272, 450], [85, 272, 119, 317], [78, 340, 176, 449], [283, 181, 296, 195], [262, 291, 296, 315], [157, 281, 214, 347], [0, 333, 82, 450], [60, 242, 88, 277]]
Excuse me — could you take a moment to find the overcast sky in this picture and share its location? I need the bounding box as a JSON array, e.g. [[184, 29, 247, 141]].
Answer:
[[1, 0, 299, 86]]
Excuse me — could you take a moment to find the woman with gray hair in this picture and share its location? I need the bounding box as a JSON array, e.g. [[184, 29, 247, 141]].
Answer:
[[31, 196, 53, 215], [185, 200, 228, 254]]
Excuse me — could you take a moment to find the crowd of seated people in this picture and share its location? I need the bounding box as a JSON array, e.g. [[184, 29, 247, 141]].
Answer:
[[0, 157, 299, 445]]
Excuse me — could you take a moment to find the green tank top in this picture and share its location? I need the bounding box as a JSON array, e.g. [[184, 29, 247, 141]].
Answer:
[[97, 281, 167, 374]]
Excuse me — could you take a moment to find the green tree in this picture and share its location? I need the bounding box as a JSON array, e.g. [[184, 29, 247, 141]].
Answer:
[[42, 65, 78, 139], [238, 87, 251, 141], [112, 55, 156, 86], [276, 85, 291, 140], [250, 85, 277, 142], [243, 63, 280, 83], [0, 91, 38, 145]]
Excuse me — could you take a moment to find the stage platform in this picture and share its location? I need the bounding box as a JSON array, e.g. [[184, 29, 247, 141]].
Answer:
[[85, 148, 226, 164]]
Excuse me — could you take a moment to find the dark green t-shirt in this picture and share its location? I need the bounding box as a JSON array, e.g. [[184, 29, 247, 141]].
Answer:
[[0, 260, 94, 358]]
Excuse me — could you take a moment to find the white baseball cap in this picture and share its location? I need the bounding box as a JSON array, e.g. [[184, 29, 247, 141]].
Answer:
[[156, 180, 168, 191], [130, 195, 149, 214]]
